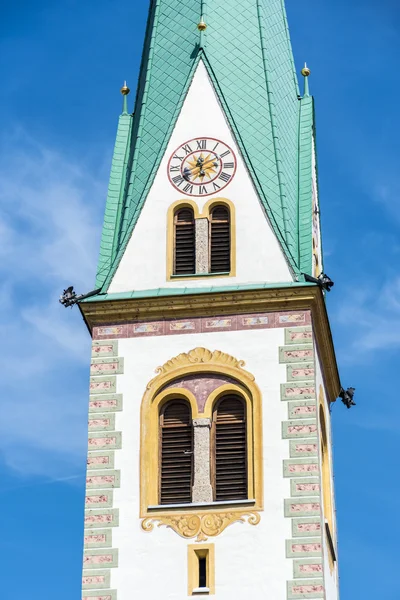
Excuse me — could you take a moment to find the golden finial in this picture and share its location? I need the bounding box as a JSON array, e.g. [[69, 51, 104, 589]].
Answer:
[[301, 63, 311, 77], [120, 81, 130, 95], [197, 19, 207, 31]]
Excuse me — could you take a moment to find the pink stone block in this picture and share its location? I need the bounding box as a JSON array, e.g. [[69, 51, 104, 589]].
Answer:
[[292, 584, 324, 594], [90, 381, 112, 391], [292, 406, 316, 415], [299, 564, 323, 574], [82, 575, 105, 585], [297, 523, 321, 533], [289, 464, 319, 474], [89, 400, 117, 410], [291, 368, 315, 379], [88, 437, 116, 448], [87, 456, 110, 466], [287, 424, 317, 435], [291, 543, 322, 553], [85, 514, 113, 525], [284, 349, 313, 359], [285, 387, 315, 397], [93, 345, 114, 354], [88, 419, 111, 429], [290, 331, 312, 341], [84, 534, 107, 544], [294, 444, 318, 454], [290, 503, 320, 514], [84, 553, 113, 565], [295, 483, 320, 492], [86, 475, 115, 486], [83, 595, 112, 600], [85, 495, 109, 505], [91, 362, 118, 373]]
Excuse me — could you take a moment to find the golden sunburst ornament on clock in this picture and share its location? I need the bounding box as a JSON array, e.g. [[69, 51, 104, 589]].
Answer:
[[168, 137, 237, 197]]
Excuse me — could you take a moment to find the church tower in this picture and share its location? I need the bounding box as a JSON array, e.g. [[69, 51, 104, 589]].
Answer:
[[78, 1, 341, 599]]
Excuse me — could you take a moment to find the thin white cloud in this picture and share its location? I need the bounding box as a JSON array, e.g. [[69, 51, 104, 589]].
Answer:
[[0, 129, 107, 477]]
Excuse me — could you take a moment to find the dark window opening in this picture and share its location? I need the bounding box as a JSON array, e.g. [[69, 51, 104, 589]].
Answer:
[[210, 205, 230, 273], [198, 556, 207, 588], [174, 208, 195, 275]]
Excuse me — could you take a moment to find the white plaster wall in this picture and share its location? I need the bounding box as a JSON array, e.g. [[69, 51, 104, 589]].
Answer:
[[314, 349, 339, 600], [109, 60, 293, 294], [110, 328, 294, 599]]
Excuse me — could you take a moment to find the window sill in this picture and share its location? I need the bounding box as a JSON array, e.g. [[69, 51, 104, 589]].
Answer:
[[192, 588, 209, 595], [170, 272, 230, 279], [148, 499, 256, 511]]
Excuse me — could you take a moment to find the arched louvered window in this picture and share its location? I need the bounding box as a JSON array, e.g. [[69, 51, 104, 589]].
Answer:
[[212, 394, 247, 501], [174, 207, 195, 275], [210, 205, 231, 273], [159, 400, 193, 505]]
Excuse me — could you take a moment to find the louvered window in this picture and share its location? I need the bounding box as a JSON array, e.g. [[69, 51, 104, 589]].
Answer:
[[174, 208, 195, 275], [159, 400, 193, 504], [210, 205, 230, 273], [212, 395, 247, 501]]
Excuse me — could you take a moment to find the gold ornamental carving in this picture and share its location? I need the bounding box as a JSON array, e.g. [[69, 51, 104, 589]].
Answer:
[[141, 511, 261, 542], [147, 347, 255, 390]]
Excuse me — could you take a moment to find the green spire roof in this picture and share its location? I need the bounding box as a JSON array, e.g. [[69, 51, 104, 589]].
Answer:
[[96, 0, 318, 291]]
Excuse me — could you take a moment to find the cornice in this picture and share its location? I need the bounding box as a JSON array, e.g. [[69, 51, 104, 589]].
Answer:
[[79, 285, 340, 402]]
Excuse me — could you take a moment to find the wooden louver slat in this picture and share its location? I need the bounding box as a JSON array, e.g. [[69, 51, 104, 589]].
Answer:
[[210, 205, 230, 273], [174, 208, 195, 275], [160, 400, 193, 505], [213, 395, 247, 501]]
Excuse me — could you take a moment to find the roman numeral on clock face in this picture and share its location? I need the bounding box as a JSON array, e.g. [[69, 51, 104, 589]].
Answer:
[[219, 172, 231, 183], [196, 139, 207, 150], [199, 185, 208, 195], [220, 150, 230, 158], [182, 144, 192, 155], [223, 162, 234, 169], [169, 165, 180, 172], [183, 183, 193, 194], [172, 175, 184, 186]]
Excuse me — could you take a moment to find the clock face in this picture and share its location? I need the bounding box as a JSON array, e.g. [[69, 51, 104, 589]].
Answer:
[[167, 137, 237, 196]]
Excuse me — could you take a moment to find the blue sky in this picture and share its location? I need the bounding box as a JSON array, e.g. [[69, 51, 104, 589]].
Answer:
[[0, 0, 399, 597]]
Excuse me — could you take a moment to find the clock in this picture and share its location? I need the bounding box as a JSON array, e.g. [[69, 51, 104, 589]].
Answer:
[[167, 137, 237, 196]]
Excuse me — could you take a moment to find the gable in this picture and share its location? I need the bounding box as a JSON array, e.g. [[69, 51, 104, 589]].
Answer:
[[108, 61, 293, 294]]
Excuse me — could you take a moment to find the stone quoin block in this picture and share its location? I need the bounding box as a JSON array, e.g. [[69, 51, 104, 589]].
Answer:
[[285, 539, 322, 558], [283, 458, 319, 478], [287, 579, 324, 598], [290, 478, 320, 497], [286, 363, 315, 382], [89, 394, 123, 413], [90, 357, 124, 376], [82, 591, 117, 600], [291, 517, 322, 538], [84, 528, 113, 548], [89, 376, 117, 395], [284, 326, 313, 345], [82, 570, 111, 590], [83, 548, 119, 570], [87, 451, 115, 470], [88, 432, 122, 451], [88, 413, 116, 432], [84, 509, 119, 529], [282, 420, 318, 439], [284, 499, 321, 518], [287, 401, 317, 419], [86, 470, 121, 489], [85, 490, 114, 508], [281, 383, 316, 401], [289, 441, 319, 458], [91, 340, 118, 357], [279, 345, 314, 364], [293, 558, 323, 578]]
